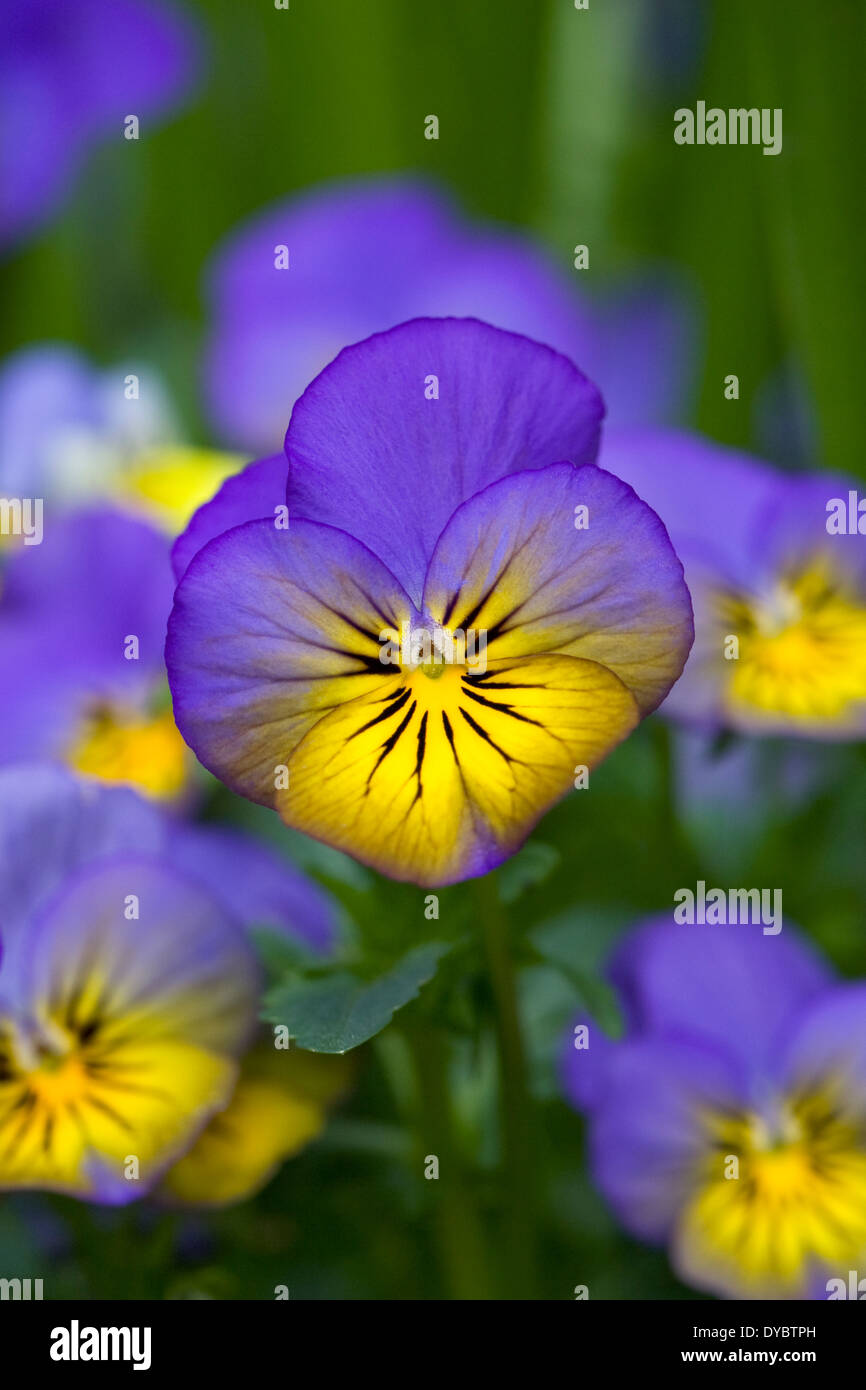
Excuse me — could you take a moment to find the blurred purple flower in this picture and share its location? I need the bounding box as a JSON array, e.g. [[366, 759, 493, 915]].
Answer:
[[562, 915, 866, 1299], [0, 765, 335, 1202], [604, 429, 866, 737], [0, 343, 241, 530], [0, 0, 198, 250], [0, 506, 194, 800], [202, 177, 695, 454], [0, 343, 175, 498], [0, 763, 336, 955]]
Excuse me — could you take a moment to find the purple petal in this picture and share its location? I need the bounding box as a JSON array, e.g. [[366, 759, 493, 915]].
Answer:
[[0, 510, 175, 775], [422, 460, 694, 714], [166, 516, 418, 804], [285, 318, 603, 604], [0, 344, 101, 495], [780, 984, 866, 1106], [1, 506, 174, 691], [587, 1034, 746, 1242], [608, 914, 832, 1085], [165, 822, 336, 953], [0, 766, 339, 983], [171, 454, 287, 581], [760, 472, 866, 590], [0, 621, 89, 761], [0, 766, 160, 954], [51, 0, 198, 130], [206, 177, 463, 320], [0, 0, 198, 248], [560, 1013, 617, 1112], [579, 275, 698, 429], [202, 178, 693, 453], [202, 179, 596, 453], [601, 427, 780, 591]]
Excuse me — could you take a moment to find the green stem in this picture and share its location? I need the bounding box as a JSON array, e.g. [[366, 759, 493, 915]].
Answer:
[[476, 876, 537, 1299], [404, 1026, 493, 1300]]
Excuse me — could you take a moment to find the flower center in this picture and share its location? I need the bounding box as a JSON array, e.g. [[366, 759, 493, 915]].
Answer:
[[27, 1053, 89, 1106], [716, 562, 866, 723], [419, 660, 448, 681], [677, 1087, 866, 1295], [64, 695, 189, 800], [4, 1016, 91, 1107]]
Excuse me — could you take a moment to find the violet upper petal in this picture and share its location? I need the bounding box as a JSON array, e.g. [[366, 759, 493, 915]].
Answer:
[[285, 317, 604, 605], [780, 983, 866, 1108], [1, 506, 174, 691], [608, 914, 832, 1085]]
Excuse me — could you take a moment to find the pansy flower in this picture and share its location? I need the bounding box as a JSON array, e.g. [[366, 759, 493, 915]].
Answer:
[[0, 766, 340, 1203], [0, 506, 194, 800], [0, 344, 242, 537], [0, 0, 197, 250], [562, 915, 866, 1299], [167, 318, 694, 885], [202, 177, 694, 454], [604, 429, 866, 737]]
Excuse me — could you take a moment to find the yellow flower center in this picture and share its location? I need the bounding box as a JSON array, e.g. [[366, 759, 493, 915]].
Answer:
[[3, 1016, 90, 1105], [676, 1088, 866, 1296], [64, 701, 190, 801], [27, 1053, 90, 1106], [717, 562, 866, 724]]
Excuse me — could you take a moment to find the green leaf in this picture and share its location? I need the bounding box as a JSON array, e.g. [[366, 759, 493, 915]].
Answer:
[[262, 941, 450, 1053], [529, 912, 625, 1038], [497, 842, 561, 904]]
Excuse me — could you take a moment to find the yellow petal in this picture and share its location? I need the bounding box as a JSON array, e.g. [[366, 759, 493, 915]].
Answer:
[[277, 654, 639, 885]]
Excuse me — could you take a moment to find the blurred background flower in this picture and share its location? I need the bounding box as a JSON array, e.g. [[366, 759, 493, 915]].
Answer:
[[202, 176, 694, 454], [605, 432, 866, 738], [562, 915, 866, 1299], [0, 767, 345, 1206], [0, 344, 241, 534], [0, 508, 191, 800], [0, 0, 198, 252], [0, 767, 260, 1202]]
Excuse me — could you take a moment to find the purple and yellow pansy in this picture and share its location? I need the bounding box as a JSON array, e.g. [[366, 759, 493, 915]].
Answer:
[[0, 766, 341, 1205], [605, 429, 866, 738], [167, 318, 694, 885], [563, 915, 866, 1299]]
